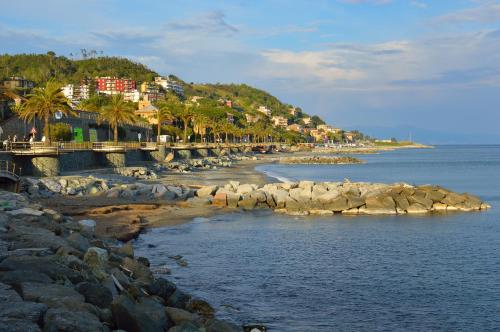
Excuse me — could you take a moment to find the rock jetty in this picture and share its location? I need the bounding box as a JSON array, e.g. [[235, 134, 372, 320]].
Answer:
[[21, 176, 195, 201], [279, 156, 364, 165], [197, 180, 491, 215], [0, 190, 241, 331]]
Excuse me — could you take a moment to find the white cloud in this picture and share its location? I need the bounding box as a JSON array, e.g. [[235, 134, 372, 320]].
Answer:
[[435, 1, 500, 24]]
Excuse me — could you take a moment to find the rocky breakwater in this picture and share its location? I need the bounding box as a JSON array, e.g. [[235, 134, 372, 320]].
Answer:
[[279, 156, 364, 165], [165, 155, 258, 174], [114, 167, 159, 180], [0, 190, 241, 331], [21, 176, 195, 202], [196, 181, 491, 216]]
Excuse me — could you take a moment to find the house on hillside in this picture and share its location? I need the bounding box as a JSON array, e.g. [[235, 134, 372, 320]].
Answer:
[[272, 116, 288, 128], [287, 123, 303, 133], [257, 106, 272, 117]]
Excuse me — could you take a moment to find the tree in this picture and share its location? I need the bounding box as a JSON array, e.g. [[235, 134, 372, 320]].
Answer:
[[98, 94, 137, 144], [173, 103, 195, 143], [16, 81, 73, 145], [155, 95, 180, 142]]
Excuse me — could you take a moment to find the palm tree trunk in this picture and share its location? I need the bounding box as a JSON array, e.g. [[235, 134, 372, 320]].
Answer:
[[44, 115, 50, 146], [114, 123, 118, 144], [183, 123, 188, 143], [157, 123, 161, 143]]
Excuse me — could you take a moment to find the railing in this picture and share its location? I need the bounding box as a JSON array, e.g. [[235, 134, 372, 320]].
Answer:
[[0, 160, 21, 180], [2, 140, 280, 154]]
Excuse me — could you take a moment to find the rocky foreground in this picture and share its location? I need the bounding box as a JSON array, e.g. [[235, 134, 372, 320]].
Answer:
[[0, 190, 241, 331], [197, 180, 491, 216]]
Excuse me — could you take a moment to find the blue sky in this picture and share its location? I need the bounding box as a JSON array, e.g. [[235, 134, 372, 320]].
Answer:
[[2, 0, 500, 143]]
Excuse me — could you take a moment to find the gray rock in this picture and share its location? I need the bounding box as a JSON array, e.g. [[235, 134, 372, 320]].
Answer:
[[76, 282, 113, 309], [83, 247, 109, 280], [205, 318, 241, 332], [112, 295, 171, 332], [43, 307, 105, 332], [19, 282, 84, 308], [67, 233, 91, 252], [165, 307, 199, 325]]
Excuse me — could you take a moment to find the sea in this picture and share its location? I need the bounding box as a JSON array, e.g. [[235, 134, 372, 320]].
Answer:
[[135, 145, 500, 331]]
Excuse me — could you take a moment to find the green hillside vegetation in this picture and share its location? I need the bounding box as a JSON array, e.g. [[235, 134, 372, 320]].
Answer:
[[183, 82, 314, 122], [0, 52, 157, 85]]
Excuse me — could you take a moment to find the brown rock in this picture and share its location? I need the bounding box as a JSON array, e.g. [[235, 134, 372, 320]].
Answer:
[[212, 193, 227, 207]]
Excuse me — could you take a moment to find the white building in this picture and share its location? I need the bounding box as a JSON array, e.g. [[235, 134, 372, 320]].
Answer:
[[272, 116, 288, 128], [302, 117, 312, 125], [62, 84, 91, 102], [123, 90, 141, 102], [317, 124, 337, 133], [257, 106, 272, 117], [154, 76, 184, 96]]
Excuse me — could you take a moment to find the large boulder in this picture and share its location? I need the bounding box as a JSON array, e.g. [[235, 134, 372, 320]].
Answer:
[[112, 295, 171, 332], [165, 307, 199, 325], [324, 196, 349, 212], [407, 195, 433, 209], [272, 190, 289, 209], [441, 193, 466, 206], [0, 282, 47, 331], [238, 196, 257, 210], [19, 282, 84, 308], [75, 282, 113, 309], [365, 195, 396, 210], [43, 307, 105, 332], [196, 186, 218, 198], [83, 247, 109, 280]]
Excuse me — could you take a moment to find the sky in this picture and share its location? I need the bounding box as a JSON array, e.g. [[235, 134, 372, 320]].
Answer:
[[1, 0, 500, 143]]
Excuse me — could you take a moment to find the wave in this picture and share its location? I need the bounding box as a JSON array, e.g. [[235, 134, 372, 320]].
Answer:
[[255, 165, 296, 183]]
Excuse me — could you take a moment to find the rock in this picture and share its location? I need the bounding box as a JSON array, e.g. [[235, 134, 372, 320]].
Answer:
[[6, 208, 43, 216], [197, 186, 218, 198], [76, 282, 113, 309], [0, 282, 47, 327], [324, 196, 349, 212], [432, 203, 448, 211], [238, 196, 257, 210], [425, 190, 446, 202], [0, 270, 52, 286], [226, 193, 241, 208], [19, 282, 85, 308], [298, 180, 315, 190], [441, 193, 466, 206], [145, 278, 177, 301], [117, 242, 134, 258], [167, 321, 204, 332], [186, 299, 214, 318], [289, 188, 311, 202], [122, 257, 153, 283], [166, 289, 191, 309], [66, 233, 91, 252], [112, 294, 171, 332], [43, 307, 105, 332], [284, 196, 301, 212], [212, 193, 227, 207], [0, 255, 83, 284], [392, 195, 410, 211], [317, 190, 341, 205], [6, 224, 68, 251], [309, 209, 334, 216], [205, 318, 241, 332], [406, 203, 429, 214], [236, 184, 255, 195], [272, 190, 289, 209], [365, 195, 396, 210], [346, 196, 365, 209], [408, 195, 433, 209], [165, 307, 199, 325], [83, 247, 109, 280], [78, 219, 96, 234]]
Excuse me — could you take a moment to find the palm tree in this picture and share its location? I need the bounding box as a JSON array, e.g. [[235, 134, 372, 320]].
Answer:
[[155, 97, 179, 143], [193, 112, 209, 143], [0, 86, 19, 102], [98, 94, 137, 144], [173, 103, 195, 143], [16, 81, 73, 145]]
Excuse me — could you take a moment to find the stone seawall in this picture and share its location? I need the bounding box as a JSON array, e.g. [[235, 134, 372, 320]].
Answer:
[[197, 180, 491, 216]]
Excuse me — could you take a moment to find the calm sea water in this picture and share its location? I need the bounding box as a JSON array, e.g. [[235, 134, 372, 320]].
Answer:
[[136, 145, 500, 331]]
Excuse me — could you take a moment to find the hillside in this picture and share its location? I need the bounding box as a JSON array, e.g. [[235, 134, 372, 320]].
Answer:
[[0, 52, 324, 124], [183, 83, 315, 122], [0, 53, 157, 85]]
